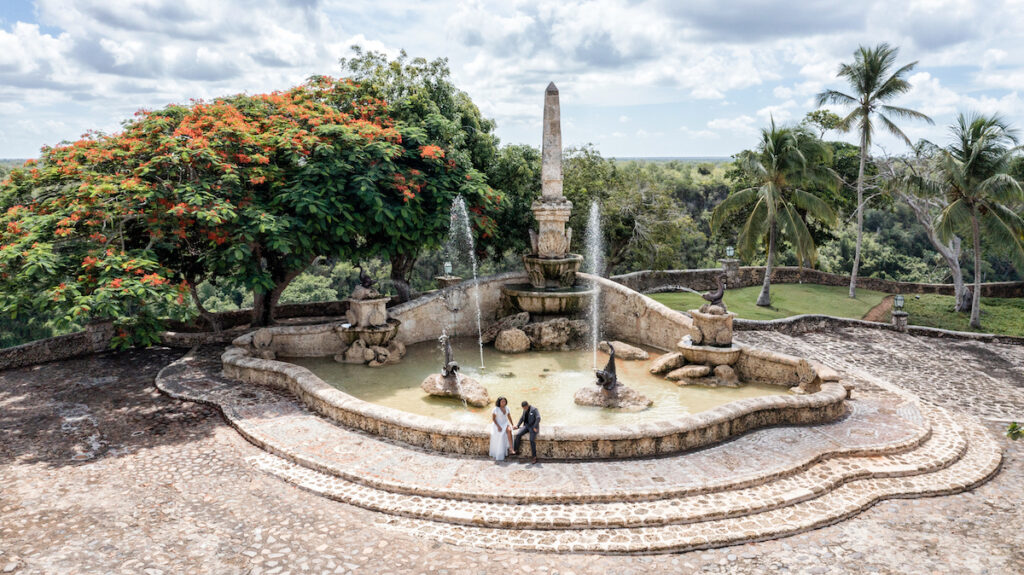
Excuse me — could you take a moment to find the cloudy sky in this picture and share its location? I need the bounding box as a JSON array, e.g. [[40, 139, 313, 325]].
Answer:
[[1, 0, 1022, 159]]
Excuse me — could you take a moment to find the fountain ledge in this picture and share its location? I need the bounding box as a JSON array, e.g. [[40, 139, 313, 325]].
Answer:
[[222, 342, 847, 459]]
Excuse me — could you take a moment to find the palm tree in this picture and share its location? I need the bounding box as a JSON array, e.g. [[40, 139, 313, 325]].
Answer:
[[932, 113, 1024, 328], [713, 120, 838, 307], [816, 43, 933, 299]]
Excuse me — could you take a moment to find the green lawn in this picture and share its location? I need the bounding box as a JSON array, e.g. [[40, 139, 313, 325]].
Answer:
[[649, 283, 889, 321], [896, 294, 1024, 337]]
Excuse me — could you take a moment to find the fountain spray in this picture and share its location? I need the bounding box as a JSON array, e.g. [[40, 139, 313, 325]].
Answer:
[[448, 196, 485, 369], [585, 201, 604, 369]]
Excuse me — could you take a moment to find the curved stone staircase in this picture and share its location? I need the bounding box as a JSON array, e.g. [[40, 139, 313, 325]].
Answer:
[[156, 349, 1002, 554]]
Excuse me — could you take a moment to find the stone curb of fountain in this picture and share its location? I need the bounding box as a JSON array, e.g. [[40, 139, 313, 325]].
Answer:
[[243, 404, 968, 531], [220, 343, 849, 460], [368, 420, 1001, 554], [156, 349, 961, 508]]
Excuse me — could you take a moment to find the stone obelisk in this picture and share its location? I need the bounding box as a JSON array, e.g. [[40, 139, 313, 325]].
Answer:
[[541, 82, 563, 199], [526, 82, 579, 287]]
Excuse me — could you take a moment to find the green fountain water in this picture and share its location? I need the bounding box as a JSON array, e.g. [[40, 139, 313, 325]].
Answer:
[[287, 338, 785, 427]]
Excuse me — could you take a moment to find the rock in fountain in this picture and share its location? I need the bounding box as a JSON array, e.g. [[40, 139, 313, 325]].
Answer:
[[333, 268, 404, 367], [420, 334, 490, 407], [574, 343, 652, 410], [502, 82, 593, 318]]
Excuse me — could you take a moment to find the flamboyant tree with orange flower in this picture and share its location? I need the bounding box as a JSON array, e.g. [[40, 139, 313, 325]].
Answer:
[[341, 47, 501, 300], [0, 75, 497, 344]]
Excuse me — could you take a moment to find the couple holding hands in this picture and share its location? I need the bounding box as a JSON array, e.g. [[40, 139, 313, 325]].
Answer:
[[489, 397, 540, 463]]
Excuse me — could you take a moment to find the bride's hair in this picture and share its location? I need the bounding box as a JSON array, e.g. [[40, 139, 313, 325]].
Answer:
[[495, 396, 506, 408]]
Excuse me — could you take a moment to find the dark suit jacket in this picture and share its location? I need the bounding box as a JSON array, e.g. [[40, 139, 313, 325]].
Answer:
[[517, 406, 541, 432]]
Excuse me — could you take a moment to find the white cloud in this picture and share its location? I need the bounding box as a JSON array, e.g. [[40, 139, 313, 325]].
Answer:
[[0, 0, 1021, 158], [707, 115, 758, 136]]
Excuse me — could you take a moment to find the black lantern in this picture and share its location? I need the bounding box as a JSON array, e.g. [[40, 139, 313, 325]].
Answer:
[[726, 246, 735, 258], [894, 294, 905, 311], [443, 261, 453, 276]]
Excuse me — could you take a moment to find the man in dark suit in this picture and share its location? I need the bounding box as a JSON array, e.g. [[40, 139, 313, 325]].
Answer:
[[513, 400, 541, 463]]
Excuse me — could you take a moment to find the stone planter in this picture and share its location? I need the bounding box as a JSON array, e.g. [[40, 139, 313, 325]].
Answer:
[[690, 308, 736, 347], [345, 297, 389, 328]]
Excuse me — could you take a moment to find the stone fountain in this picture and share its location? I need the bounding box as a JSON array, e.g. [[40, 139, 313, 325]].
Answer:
[[573, 343, 652, 410], [501, 83, 594, 318], [332, 268, 405, 367], [420, 334, 490, 407], [665, 279, 743, 386]]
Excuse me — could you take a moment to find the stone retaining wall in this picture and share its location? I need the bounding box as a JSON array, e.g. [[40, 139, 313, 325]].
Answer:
[[735, 314, 1024, 345], [612, 267, 1024, 298], [0, 321, 114, 371]]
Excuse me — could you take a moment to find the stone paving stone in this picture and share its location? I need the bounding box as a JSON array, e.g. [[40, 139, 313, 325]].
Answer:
[[1, 334, 1022, 573]]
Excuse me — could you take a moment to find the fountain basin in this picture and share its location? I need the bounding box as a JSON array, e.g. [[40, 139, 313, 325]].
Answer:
[[502, 282, 593, 316], [223, 338, 846, 459], [678, 342, 742, 366], [334, 318, 400, 347], [223, 273, 847, 459], [523, 254, 583, 289]]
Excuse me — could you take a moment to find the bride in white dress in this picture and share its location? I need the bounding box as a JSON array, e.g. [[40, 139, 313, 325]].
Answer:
[[489, 397, 515, 461]]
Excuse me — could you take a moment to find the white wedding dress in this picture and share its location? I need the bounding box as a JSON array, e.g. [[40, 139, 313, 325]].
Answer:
[[489, 406, 511, 461]]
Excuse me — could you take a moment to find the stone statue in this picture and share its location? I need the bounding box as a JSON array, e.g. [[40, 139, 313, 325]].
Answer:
[[701, 274, 728, 311], [595, 343, 618, 391], [440, 334, 459, 379], [350, 264, 382, 301]]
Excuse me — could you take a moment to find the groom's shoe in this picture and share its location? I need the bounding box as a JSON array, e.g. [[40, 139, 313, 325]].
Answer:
[[530, 458, 538, 464]]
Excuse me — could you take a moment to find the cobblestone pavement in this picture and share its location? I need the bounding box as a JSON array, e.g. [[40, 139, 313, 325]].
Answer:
[[738, 328, 1024, 420], [1, 334, 1022, 574]]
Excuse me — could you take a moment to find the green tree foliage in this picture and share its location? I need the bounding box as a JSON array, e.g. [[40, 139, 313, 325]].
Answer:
[[817, 43, 933, 298], [802, 110, 844, 139], [562, 146, 709, 274], [929, 113, 1024, 328], [483, 144, 541, 258], [0, 76, 492, 344], [340, 47, 501, 299], [712, 121, 838, 306]]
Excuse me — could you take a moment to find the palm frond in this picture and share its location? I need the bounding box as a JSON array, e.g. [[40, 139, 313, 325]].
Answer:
[[790, 188, 838, 224], [815, 89, 857, 108], [880, 104, 934, 125], [936, 198, 972, 243], [878, 113, 912, 147], [979, 203, 1024, 271], [710, 186, 760, 233], [738, 198, 769, 260]]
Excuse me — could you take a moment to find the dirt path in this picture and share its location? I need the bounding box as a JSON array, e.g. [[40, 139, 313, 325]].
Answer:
[[862, 294, 894, 322]]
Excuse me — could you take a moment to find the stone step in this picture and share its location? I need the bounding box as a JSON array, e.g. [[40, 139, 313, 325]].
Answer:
[[156, 351, 945, 506], [250, 407, 970, 531], [367, 419, 1002, 554]]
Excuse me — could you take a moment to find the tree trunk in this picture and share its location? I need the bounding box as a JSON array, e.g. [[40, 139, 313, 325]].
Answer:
[[389, 252, 418, 303], [757, 224, 775, 307], [251, 259, 313, 327], [970, 212, 983, 329], [188, 281, 221, 332], [850, 129, 868, 299], [902, 194, 966, 311], [251, 289, 272, 327]]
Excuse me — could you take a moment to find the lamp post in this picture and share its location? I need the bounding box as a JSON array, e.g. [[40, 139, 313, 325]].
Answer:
[[891, 294, 909, 332], [436, 261, 462, 290], [719, 245, 739, 283]]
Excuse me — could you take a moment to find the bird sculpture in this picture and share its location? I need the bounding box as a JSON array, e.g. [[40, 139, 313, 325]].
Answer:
[[701, 274, 728, 311], [358, 265, 376, 290], [595, 343, 619, 391], [440, 334, 459, 379]]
